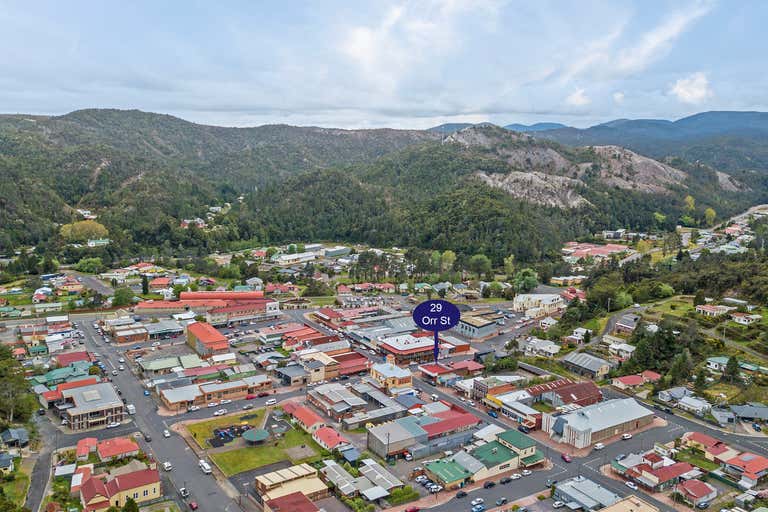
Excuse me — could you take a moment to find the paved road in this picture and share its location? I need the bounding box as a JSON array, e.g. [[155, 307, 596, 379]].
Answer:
[[68, 271, 114, 296]]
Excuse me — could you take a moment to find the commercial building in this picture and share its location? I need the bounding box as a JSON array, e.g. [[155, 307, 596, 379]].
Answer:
[[264, 491, 319, 512], [159, 375, 273, 413], [186, 321, 229, 357], [59, 383, 124, 431], [253, 463, 330, 504], [377, 334, 441, 364], [370, 360, 413, 394], [561, 352, 612, 379], [599, 496, 658, 512], [542, 398, 653, 449], [553, 476, 620, 511], [455, 313, 501, 339]]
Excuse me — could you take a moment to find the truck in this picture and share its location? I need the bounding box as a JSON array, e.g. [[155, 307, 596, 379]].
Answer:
[[126, 404, 136, 415]]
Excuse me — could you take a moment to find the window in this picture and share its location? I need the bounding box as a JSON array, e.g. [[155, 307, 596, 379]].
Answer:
[[133, 492, 138, 498], [143, 490, 148, 496]]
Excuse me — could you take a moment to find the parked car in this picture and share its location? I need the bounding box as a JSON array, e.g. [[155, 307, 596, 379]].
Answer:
[[208, 402, 219, 407], [220, 399, 232, 405], [455, 491, 467, 498], [621, 433, 633, 440], [143, 433, 152, 442], [106, 422, 120, 429], [472, 505, 485, 512], [488, 410, 498, 418], [405, 507, 420, 512], [562, 453, 573, 463], [697, 502, 710, 509], [483, 481, 495, 489], [143, 390, 151, 396], [553, 502, 565, 509], [625, 481, 638, 490], [162, 461, 173, 471], [471, 498, 485, 507], [179, 488, 190, 498], [265, 398, 277, 406], [510, 473, 522, 480], [188, 405, 200, 412], [188, 502, 199, 510], [753, 423, 762, 432], [112, 370, 118, 376], [242, 404, 254, 410], [496, 498, 508, 506], [594, 443, 605, 450], [517, 425, 530, 433], [163, 429, 171, 438], [521, 470, 532, 476], [499, 476, 511, 484]]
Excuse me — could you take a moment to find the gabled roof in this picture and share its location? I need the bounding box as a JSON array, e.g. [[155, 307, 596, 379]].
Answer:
[[651, 462, 693, 483], [291, 405, 324, 428], [676, 479, 715, 499], [96, 437, 139, 460], [313, 426, 348, 449]]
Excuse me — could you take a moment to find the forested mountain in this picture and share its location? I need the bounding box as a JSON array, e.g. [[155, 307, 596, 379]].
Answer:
[[503, 122, 568, 131], [535, 111, 768, 174], [1, 109, 766, 264]]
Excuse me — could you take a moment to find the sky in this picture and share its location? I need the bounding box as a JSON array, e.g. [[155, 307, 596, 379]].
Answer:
[[1, 0, 766, 129]]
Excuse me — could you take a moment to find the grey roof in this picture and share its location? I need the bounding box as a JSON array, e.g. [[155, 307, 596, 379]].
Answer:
[[450, 451, 485, 474], [617, 314, 640, 329], [62, 383, 122, 415], [555, 398, 652, 434], [313, 383, 367, 407], [731, 403, 768, 420], [555, 476, 620, 510], [277, 366, 308, 378], [0, 453, 13, 468], [371, 362, 411, 379], [161, 384, 202, 403], [395, 394, 425, 409], [1, 428, 29, 445], [305, 360, 325, 370], [322, 460, 359, 496], [359, 459, 403, 490], [562, 352, 610, 372], [144, 319, 183, 335], [659, 386, 693, 401]]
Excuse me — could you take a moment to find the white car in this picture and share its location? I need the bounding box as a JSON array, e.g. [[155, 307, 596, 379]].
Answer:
[[213, 408, 227, 416], [118, 365, 125, 371], [594, 443, 605, 450], [468, 401, 476, 406], [151, 341, 161, 347], [625, 481, 638, 490], [621, 433, 633, 440], [471, 499, 485, 506], [208, 402, 219, 408], [162, 461, 173, 472], [220, 399, 232, 405], [521, 470, 532, 476], [111, 369, 118, 376], [106, 421, 120, 429], [510, 473, 522, 480], [189, 405, 200, 412], [265, 398, 277, 406], [118, 357, 125, 363], [553, 502, 565, 509], [163, 429, 171, 438]]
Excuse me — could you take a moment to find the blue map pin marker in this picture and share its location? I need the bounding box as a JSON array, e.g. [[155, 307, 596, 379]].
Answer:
[[412, 299, 461, 362]]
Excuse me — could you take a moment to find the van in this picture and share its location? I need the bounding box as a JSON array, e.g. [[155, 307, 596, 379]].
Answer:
[[265, 398, 277, 406], [126, 404, 136, 415], [594, 443, 605, 450], [431, 394, 439, 402], [199, 460, 212, 474]]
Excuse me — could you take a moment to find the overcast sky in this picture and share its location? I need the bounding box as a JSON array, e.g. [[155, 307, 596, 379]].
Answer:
[[1, 0, 765, 129]]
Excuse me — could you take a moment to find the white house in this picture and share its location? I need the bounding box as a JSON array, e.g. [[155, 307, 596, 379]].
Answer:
[[518, 337, 561, 358], [677, 396, 711, 416]]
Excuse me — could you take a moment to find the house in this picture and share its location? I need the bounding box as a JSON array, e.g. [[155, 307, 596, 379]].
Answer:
[[608, 342, 636, 360], [0, 453, 14, 475], [730, 403, 768, 422], [599, 496, 658, 512], [518, 337, 561, 358], [1, 428, 29, 447], [657, 386, 693, 403], [561, 352, 612, 379], [723, 452, 768, 489], [285, 404, 326, 434], [553, 476, 620, 511], [731, 312, 762, 325], [542, 398, 653, 449], [264, 491, 319, 512], [681, 432, 740, 463], [612, 371, 661, 390], [706, 356, 731, 372], [79, 467, 160, 511], [96, 437, 140, 462], [148, 277, 171, 291], [677, 396, 711, 416], [623, 461, 694, 492], [675, 479, 718, 507], [695, 305, 732, 317], [564, 327, 593, 345], [312, 427, 349, 452], [512, 294, 565, 318], [614, 314, 640, 334], [539, 317, 559, 331]]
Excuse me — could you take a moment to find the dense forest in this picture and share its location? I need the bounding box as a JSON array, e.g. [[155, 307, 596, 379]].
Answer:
[[1, 109, 767, 264]]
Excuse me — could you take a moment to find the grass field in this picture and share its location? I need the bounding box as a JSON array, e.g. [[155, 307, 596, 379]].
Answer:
[[583, 316, 609, 335], [308, 296, 337, 306], [210, 426, 325, 476], [140, 501, 182, 512], [187, 409, 265, 447], [0, 460, 30, 506], [675, 449, 720, 471], [644, 296, 694, 320]]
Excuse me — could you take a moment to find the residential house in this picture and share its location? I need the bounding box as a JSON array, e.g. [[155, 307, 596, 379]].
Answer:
[[284, 404, 326, 434], [730, 403, 768, 423], [681, 432, 740, 463], [677, 396, 711, 417], [612, 371, 661, 391], [96, 437, 140, 462], [312, 427, 349, 452], [657, 386, 693, 404], [518, 337, 561, 358], [614, 314, 640, 335], [723, 452, 768, 489], [675, 479, 718, 507], [264, 491, 319, 512], [695, 305, 732, 317], [608, 342, 636, 360], [0, 453, 14, 475], [1, 428, 29, 447], [731, 312, 762, 325], [79, 468, 161, 511], [539, 317, 559, 331]]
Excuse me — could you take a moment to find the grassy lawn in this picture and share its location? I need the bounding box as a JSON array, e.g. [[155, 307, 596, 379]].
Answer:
[[210, 427, 325, 476], [705, 382, 742, 401], [308, 296, 337, 306], [140, 501, 182, 512], [676, 449, 720, 471], [0, 459, 30, 507], [521, 357, 578, 380], [531, 402, 556, 413], [644, 296, 694, 320], [583, 316, 609, 335], [187, 409, 265, 447]]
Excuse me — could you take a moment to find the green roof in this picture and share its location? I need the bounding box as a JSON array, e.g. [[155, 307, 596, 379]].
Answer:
[[425, 460, 472, 484], [520, 450, 545, 466], [28, 345, 48, 355], [140, 356, 179, 371], [498, 429, 536, 450], [243, 429, 269, 442], [472, 441, 516, 468], [179, 354, 204, 369]]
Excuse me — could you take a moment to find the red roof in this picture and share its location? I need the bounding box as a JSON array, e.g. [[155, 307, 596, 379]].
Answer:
[[187, 322, 227, 343], [450, 360, 485, 372], [615, 375, 645, 386], [336, 285, 352, 294], [643, 452, 663, 464], [96, 437, 139, 460], [266, 491, 319, 512], [526, 379, 574, 397], [419, 364, 452, 376], [552, 381, 602, 404], [43, 377, 100, 402], [317, 308, 343, 319], [685, 432, 721, 448], [55, 351, 92, 366], [422, 413, 479, 438], [210, 300, 274, 314], [313, 426, 348, 450], [676, 479, 715, 499], [651, 462, 693, 483], [726, 452, 768, 478], [641, 370, 662, 382], [291, 405, 324, 428], [179, 291, 264, 300], [149, 277, 171, 287], [76, 437, 98, 458]]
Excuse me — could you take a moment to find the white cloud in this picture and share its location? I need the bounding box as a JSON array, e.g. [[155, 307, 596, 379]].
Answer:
[[565, 89, 591, 107], [612, 91, 625, 104], [669, 72, 713, 104], [615, 1, 713, 74]]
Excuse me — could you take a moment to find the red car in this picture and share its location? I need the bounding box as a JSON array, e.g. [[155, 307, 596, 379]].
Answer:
[[257, 392, 270, 398], [188, 502, 199, 510], [561, 453, 573, 463], [245, 394, 257, 400], [405, 507, 421, 512]]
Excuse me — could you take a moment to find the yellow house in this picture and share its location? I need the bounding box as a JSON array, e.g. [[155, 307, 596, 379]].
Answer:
[[80, 468, 160, 511]]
